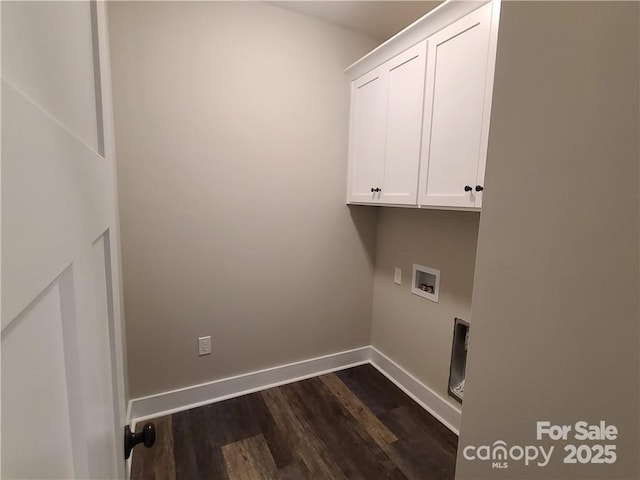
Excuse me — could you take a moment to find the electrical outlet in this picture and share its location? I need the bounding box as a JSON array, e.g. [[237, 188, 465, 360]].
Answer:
[[394, 267, 402, 285], [198, 336, 211, 356]]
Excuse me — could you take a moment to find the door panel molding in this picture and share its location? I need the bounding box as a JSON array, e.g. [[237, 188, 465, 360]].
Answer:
[[1, 1, 127, 477]]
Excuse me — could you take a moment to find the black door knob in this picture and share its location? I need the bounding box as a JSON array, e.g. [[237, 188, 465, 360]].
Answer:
[[371, 187, 381, 193], [371, 187, 374, 193], [124, 423, 156, 460], [464, 185, 472, 192], [475, 185, 484, 192]]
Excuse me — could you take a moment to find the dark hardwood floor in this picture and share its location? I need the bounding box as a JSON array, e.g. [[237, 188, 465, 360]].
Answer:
[[131, 364, 458, 480]]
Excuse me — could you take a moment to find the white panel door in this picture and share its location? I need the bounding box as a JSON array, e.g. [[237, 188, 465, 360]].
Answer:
[[347, 67, 387, 204], [380, 40, 427, 205], [1, 2, 127, 479], [418, 2, 494, 209]]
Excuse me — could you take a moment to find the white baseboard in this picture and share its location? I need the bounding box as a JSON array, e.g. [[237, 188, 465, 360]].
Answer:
[[127, 345, 461, 437], [370, 346, 461, 435], [128, 346, 371, 423]]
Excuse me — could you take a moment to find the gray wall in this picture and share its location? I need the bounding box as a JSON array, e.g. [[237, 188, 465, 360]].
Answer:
[[108, 1, 379, 398], [456, 2, 639, 479], [371, 208, 479, 410]]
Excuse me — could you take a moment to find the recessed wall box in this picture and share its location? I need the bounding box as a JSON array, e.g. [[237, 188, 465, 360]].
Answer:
[[411, 264, 440, 302], [448, 317, 469, 403]]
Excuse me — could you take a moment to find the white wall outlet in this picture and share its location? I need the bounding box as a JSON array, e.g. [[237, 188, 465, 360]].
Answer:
[[394, 267, 402, 285], [198, 336, 212, 356]]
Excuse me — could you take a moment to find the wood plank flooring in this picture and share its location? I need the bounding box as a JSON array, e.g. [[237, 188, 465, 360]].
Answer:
[[131, 364, 457, 480]]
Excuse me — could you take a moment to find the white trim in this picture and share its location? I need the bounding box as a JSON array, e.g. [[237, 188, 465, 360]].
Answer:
[[345, 0, 491, 81], [94, 3, 129, 479], [126, 346, 461, 437], [128, 346, 371, 423], [370, 347, 461, 435]]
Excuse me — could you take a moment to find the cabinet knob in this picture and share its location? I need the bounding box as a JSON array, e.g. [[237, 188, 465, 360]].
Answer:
[[464, 185, 472, 192], [371, 187, 381, 193], [475, 185, 484, 192]]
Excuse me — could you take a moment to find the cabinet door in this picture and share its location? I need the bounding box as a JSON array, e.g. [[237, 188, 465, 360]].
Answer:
[[347, 67, 387, 203], [380, 41, 427, 205], [418, 2, 494, 209]]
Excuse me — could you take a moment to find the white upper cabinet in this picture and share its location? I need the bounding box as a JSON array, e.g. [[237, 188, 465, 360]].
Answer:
[[346, 0, 500, 210], [418, 2, 495, 209], [347, 41, 427, 205], [381, 43, 427, 205], [347, 68, 387, 204]]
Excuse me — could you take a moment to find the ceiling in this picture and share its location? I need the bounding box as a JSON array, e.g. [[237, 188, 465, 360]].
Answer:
[[269, 1, 442, 42]]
